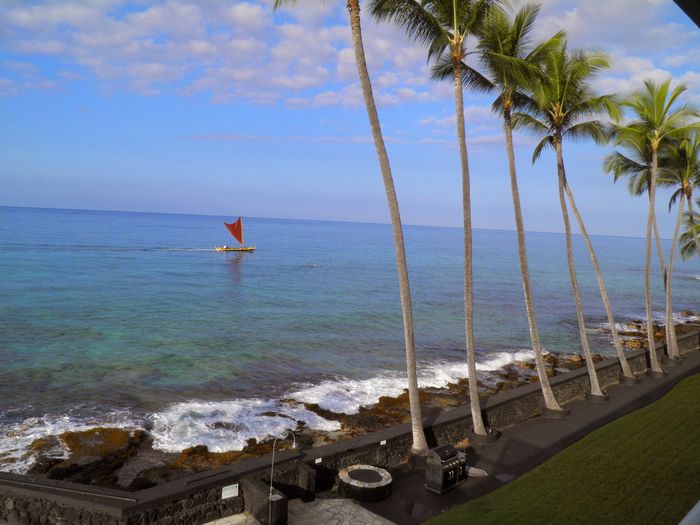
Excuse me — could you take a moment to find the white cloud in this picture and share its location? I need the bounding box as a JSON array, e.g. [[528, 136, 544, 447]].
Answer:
[[0, 0, 696, 112], [225, 2, 268, 32], [420, 105, 499, 132], [530, 0, 699, 103], [2, 61, 37, 75], [662, 54, 691, 68], [593, 52, 674, 95], [182, 130, 532, 152], [533, 0, 696, 54], [336, 47, 358, 81]]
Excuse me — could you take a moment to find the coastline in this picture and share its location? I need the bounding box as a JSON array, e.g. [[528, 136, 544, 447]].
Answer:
[[3, 317, 696, 491]]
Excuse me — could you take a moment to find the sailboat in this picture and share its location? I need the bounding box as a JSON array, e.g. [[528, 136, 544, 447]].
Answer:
[[215, 217, 256, 252]]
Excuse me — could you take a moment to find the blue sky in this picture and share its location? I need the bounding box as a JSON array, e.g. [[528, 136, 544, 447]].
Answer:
[[1, 0, 698, 237]]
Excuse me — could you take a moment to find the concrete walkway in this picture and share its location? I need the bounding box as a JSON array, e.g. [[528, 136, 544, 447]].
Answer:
[[207, 513, 259, 525], [359, 350, 700, 524], [208, 498, 394, 525], [288, 498, 394, 525]]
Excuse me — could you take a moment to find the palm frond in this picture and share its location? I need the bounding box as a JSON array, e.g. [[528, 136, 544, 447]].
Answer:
[[679, 212, 700, 259], [603, 150, 650, 196], [477, 2, 558, 100], [618, 79, 699, 146], [369, 0, 450, 61], [430, 51, 455, 81], [565, 120, 608, 144], [532, 135, 553, 163], [511, 41, 615, 165], [430, 54, 495, 93], [511, 111, 550, 135]]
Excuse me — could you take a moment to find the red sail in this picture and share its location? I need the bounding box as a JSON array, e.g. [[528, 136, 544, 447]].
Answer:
[[224, 218, 243, 244]]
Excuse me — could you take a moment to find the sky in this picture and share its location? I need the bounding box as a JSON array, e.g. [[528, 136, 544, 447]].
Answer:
[[0, 0, 699, 238]]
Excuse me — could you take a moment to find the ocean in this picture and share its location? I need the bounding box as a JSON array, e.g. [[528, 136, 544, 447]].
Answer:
[[1, 206, 698, 471]]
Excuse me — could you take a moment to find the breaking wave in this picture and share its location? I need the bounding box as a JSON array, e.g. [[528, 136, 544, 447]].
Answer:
[[149, 399, 340, 453], [0, 410, 136, 474], [0, 348, 540, 474], [288, 350, 535, 414]]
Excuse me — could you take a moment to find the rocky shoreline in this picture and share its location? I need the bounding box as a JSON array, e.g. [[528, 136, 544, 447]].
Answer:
[[6, 318, 698, 491]]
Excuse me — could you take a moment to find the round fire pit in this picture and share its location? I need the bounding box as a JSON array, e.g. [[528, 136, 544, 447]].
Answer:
[[338, 465, 392, 502]]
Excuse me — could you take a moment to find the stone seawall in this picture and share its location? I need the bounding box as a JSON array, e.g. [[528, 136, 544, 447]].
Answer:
[[2, 331, 699, 525]]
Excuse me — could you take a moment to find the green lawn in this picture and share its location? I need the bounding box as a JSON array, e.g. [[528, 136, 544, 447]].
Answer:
[[426, 374, 700, 525]]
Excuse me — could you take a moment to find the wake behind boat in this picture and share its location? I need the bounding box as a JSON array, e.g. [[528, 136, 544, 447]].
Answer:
[[215, 216, 255, 252]]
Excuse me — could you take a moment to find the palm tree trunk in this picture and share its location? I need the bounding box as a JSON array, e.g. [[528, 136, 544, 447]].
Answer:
[[454, 60, 487, 436], [562, 181, 635, 379], [653, 213, 668, 282], [665, 197, 685, 359], [656, 213, 677, 358], [504, 110, 562, 410], [555, 140, 603, 396], [648, 183, 668, 286], [652, 192, 678, 358], [347, 0, 428, 454], [687, 193, 700, 257], [646, 147, 664, 373]]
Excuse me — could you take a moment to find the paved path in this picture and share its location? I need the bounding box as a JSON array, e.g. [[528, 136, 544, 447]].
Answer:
[[208, 498, 394, 525], [207, 513, 259, 525], [288, 498, 394, 525], [359, 350, 700, 524]]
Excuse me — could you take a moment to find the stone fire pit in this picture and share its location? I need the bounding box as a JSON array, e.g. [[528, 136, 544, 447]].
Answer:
[[338, 464, 392, 502]]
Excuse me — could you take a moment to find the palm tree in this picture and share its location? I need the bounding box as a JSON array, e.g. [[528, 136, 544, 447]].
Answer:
[[657, 134, 700, 360], [473, 3, 567, 409], [612, 79, 699, 375], [680, 201, 700, 259], [663, 135, 700, 259], [604, 136, 678, 353], [369, 0, 499, 435], [512, 44, 615, 398], [604, 137, 670, 282], [273, 0, 429, 455]]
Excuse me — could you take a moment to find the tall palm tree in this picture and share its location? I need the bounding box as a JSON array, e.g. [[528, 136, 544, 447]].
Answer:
[[512, 44, 614, 398], [663, 134, 700, 259], [604, 137, 670, 282], [478, 11, 636, 385], [472, 3, 566, 409], [273, 0, 429, 455], [657, 134, 700, 360], [604, 136, 677, 351], [369, 0, 498, 435], [612, 79, 699, 375]]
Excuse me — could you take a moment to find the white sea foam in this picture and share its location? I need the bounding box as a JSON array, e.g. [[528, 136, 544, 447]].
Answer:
[[288, 350, 535, 415], [0, 411, 136, 474], [163, 248, 215, 252], [0, 400, 340, 473], [149, 399, 340, 453], [289, 374, 407, 415], [673, 312, 700, 324], [594, 312, 700, 333], [1, 350, 540, 473]]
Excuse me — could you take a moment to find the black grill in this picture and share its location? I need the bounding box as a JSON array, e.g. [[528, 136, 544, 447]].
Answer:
[[424, 444, 467, 494]]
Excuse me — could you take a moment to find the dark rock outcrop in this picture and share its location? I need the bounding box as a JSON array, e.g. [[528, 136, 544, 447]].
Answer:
[[32, 428, 148, 487]]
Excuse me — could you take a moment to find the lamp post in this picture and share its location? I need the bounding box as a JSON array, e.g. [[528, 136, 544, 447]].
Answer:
[[268, 431, 297, 525]]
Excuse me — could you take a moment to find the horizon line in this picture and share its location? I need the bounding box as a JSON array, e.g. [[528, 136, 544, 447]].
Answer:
[[0, 204, 665, 242]]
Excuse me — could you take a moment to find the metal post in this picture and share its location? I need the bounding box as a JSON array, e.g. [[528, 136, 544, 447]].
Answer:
[[268, 432, 296, 525]]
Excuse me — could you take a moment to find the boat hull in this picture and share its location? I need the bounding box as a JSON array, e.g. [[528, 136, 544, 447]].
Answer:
[[214, 246, 255, 252]]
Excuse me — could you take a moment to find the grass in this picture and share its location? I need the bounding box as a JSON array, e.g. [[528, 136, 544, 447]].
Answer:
[[425, 374, 700, 525]]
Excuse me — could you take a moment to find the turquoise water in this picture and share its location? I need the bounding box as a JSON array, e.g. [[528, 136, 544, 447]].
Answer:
[[1, 206, 698, 468]]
